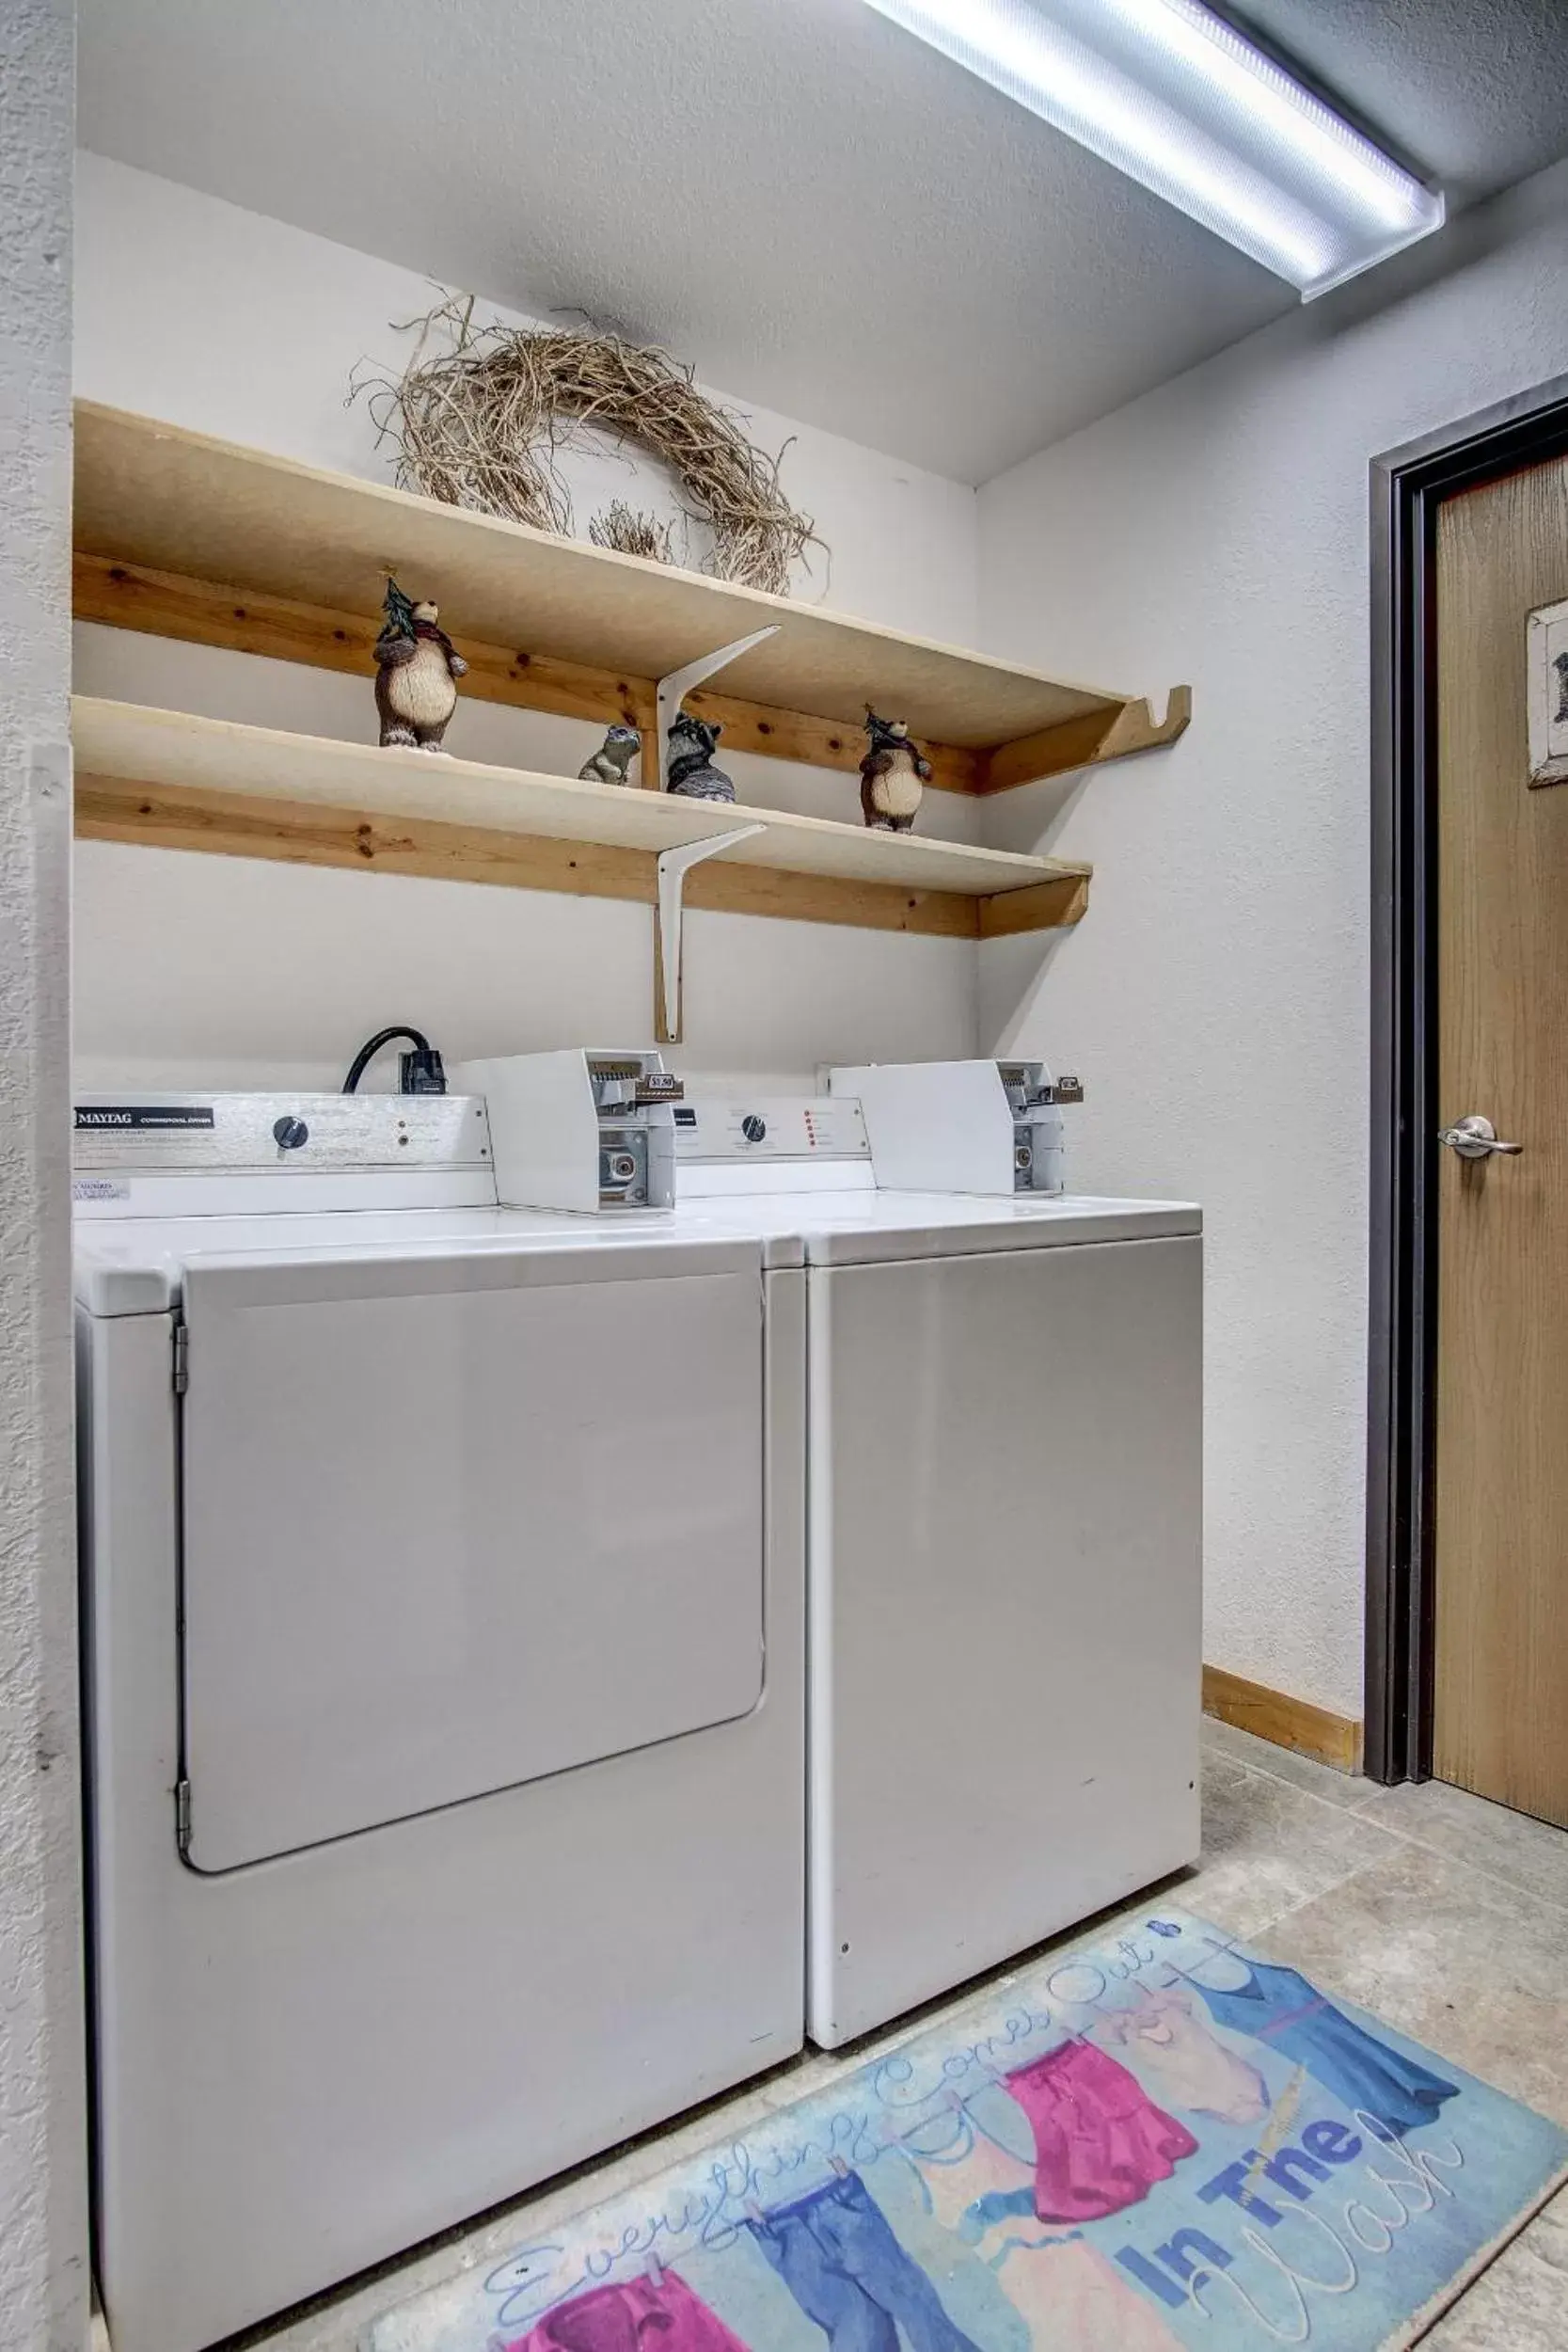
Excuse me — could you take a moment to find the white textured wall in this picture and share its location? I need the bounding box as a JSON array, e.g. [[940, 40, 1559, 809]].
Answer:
[[71, 156, 982, 1095], [0, 4, 88, 2347], [978, 157, 1568, 1721], [78, 145, 1568, 1725]]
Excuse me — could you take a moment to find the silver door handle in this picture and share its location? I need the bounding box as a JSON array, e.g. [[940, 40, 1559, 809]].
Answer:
[[1437, 1115, 1524, 1159]]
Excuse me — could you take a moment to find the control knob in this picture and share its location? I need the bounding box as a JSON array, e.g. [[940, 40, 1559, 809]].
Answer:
[[273, 1116, 309, 1152], [740, 1114, 767, 1144]]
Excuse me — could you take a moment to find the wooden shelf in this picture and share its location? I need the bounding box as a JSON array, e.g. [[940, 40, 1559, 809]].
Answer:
[[72, 699, 1092, 940], [72, 403, 1189, 795]]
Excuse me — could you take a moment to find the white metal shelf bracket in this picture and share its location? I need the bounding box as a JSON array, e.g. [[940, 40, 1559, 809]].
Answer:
[[653, 625, 780, 789], [648, 622, 780, 1041], [655, 824, 766, 1044]]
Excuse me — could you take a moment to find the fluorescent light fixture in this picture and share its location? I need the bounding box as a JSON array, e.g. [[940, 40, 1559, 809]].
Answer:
[[858, 0, 1443, 296]]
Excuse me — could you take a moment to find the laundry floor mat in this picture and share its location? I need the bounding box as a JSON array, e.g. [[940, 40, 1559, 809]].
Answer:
[[368, 1910, 1568, 2352]]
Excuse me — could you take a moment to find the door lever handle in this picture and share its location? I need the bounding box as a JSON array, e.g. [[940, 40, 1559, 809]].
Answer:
[[1437, 1115, 1524, 1159]]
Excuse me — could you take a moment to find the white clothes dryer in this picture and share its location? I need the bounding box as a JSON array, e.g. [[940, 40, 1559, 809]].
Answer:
[[669, 1100, 1203, 2050], [74, 1092, 804, 2352]]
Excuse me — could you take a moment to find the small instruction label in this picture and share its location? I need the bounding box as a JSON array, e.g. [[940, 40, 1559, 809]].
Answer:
[[72, 1179, 131, 1201], [74, 1104, 215, 1131]]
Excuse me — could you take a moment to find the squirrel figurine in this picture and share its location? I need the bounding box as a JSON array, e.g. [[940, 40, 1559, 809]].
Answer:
[[578, 724, 641, 786], [860, 707, 931, 832], [665, 713, 736, 803], [373, 579, 467, 753]]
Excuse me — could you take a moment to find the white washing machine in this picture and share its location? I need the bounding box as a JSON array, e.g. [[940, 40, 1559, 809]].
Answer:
[[73, 1090, 804, 2352], [669, 1096, 1203, 2050]]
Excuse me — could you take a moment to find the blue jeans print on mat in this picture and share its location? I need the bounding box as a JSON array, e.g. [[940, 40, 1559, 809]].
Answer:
[[745, 2175, 982, 2352]]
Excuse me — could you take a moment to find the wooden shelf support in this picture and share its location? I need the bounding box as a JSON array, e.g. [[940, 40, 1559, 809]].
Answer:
[[1090, 685, 1193, 766], [984, 684, 1193, 793]]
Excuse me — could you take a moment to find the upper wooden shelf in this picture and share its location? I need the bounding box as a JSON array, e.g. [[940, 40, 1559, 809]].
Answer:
[[71, 402, 1189, 796], [71, 697, 1091, 942]]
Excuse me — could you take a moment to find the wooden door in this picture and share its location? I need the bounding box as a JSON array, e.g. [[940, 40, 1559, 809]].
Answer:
[[1434, 453, 1568, 1825]]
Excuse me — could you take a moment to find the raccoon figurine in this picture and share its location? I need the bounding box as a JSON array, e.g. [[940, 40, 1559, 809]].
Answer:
[[578, 723, 641, 786], [665, 713, 736, 803], [860, 707, 931, 832]]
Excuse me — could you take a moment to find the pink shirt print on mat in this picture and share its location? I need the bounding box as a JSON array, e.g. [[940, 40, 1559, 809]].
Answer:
[[1003, 2041, 1197, 2225], [1096, 1986, 1270, 2126], [499, 2271, 751, 2352]]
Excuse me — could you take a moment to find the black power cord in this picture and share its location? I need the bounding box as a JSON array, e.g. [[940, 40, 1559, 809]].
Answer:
[[341, 1025, 448, 1096]]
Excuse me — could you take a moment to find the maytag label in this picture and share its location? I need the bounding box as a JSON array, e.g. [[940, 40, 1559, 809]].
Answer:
[[74, 1104, 215, 1131]]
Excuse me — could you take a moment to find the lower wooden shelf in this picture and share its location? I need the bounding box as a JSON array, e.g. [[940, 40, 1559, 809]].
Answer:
[[71, 699, 1092, 938]]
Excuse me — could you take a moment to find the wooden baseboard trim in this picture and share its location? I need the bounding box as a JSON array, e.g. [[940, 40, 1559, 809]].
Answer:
[[1203, 1664, 1363, 1774]]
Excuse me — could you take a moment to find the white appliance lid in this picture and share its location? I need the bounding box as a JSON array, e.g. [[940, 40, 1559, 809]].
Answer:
[[73, 1205, 768, 1314], [73, 1187, 1200, 1312], [668, 1189, 1201, 1265]]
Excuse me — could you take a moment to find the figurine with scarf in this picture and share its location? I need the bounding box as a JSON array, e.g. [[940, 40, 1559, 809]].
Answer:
[[373, 578, 468, 753]]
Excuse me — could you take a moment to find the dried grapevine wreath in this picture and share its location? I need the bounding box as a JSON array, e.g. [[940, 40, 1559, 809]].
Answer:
[[353, 295, 822, 597]]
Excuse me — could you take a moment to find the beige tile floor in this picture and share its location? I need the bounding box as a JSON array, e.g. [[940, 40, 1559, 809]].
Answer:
[[233, 1723, 1568, 2352]]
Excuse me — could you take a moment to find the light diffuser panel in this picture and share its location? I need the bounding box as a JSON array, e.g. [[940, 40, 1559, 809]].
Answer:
[[860, 0, 1443, 296]]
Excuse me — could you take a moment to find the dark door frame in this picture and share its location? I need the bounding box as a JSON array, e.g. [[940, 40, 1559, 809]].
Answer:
[[1366, 371, 1568, 1786]]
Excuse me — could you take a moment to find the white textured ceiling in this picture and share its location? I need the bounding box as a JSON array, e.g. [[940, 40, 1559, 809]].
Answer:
[[77, 0, 1568, 484], [1230, 0, 1568, 209]]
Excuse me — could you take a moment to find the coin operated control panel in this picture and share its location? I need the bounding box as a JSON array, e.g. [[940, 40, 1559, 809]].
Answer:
[[673, 1097, 871, 1199], [825, 1058, 1083, 1198], [673, 1098, 868, 1162], [997, 1060, 1083, 1195], [450, 1047, 683, 1214]]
